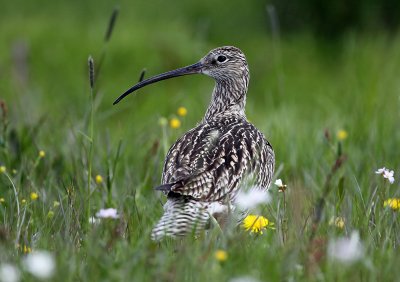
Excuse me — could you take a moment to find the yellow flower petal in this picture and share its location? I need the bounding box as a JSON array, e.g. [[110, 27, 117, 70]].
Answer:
[[30, 192, 39, 201], [169, 118, 181, 129], [39, 150, 46, 158], [214, 249, 228, 262], [177, 107, 187, 117], [337, 130, 348, 141], [384, 198, 400, 211], [242, 214, 274, 234], [95, 175, 103, 184]]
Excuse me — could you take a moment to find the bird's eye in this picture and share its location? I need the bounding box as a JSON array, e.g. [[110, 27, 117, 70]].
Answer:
[[217, 55, 227, 63]]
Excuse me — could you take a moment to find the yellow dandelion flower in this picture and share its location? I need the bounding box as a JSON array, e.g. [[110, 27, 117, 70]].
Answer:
[[214, 250, 228, 262], [95, 175, 103, 184], [0, 197, 5, 204], [53, 201, 60, 208], [242, 214, 274, 234], [21, 199, 26, 205], [39, 150, 46, 158], [0, 166, 6, 173], [47, 210, 55, 219], [169, 118, 181, 129], [384, 198, 400, 211], [30, 192, 39, 201], [337, 130, 348, 141], [177, 107, 187, 117]]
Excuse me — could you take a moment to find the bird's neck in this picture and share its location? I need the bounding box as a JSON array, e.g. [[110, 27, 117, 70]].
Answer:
[[203, 78, 248, 122]]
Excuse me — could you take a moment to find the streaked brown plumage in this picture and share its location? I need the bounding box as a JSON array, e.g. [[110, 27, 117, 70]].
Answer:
[[114, 46, 275, 240]]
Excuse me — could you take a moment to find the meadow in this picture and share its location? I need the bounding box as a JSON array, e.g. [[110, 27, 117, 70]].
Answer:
[[1, 1, 400, 281]]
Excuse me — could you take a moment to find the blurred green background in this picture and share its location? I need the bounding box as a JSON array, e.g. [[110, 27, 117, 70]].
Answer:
[[1, 0, 399, 177], [1, 0, 400, 281]]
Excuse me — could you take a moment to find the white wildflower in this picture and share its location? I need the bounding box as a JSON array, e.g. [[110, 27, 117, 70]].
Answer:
[[375, 167, 395, 184], [274, 179, 287, 192], [95, 208, 120, 219], [274, 179, 283, 187], [0, 264, 20, 282], [23, 251, 55, 279], [328, 231, 364, 263], [235, 188, 271, 210], [383, 170, 395, 184]]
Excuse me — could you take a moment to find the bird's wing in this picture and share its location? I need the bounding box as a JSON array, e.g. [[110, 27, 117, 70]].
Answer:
[[160, 118, 274, 202]]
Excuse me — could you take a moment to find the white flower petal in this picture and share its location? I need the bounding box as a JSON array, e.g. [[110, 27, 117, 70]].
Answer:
[[274, 179, 283, 187], [328, 231, 364, 263], [235, 189, 271, 210], [0, 264, 20, 282], [382, 169, 395, 184], [95, 208, 120, 219], [383, 170, 392, 178], [375, 167, 386, 174], [23, 251, 55, 279]]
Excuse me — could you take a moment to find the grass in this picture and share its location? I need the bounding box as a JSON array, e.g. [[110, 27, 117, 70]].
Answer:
[[1, 1, 400, 281]]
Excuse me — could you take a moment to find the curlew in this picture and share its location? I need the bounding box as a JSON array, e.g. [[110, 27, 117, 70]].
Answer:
[[113, 46, 275, 240]]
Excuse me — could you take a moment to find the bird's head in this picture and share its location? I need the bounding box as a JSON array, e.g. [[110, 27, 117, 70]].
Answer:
[[199, 46, 249, 81], [113, 46, 249, 105]]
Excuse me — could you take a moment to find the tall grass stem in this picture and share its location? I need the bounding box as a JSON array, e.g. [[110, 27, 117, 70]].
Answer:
[[87, 56, 95, 228]]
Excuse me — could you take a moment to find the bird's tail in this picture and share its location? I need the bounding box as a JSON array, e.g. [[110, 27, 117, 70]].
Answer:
[[151, 196, 210, 241]]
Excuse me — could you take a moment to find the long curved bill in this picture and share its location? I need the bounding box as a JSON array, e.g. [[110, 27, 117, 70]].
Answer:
[[113, 62, 203, 105]]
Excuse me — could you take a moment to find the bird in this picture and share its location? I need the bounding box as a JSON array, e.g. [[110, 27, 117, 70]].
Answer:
[[113, 46, 275, 240]]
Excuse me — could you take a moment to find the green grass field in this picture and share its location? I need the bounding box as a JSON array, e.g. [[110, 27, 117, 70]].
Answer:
[[1, 1, 400, 281]]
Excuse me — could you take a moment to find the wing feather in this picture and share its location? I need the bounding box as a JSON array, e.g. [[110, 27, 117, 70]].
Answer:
[[160, 117, 274, 202]]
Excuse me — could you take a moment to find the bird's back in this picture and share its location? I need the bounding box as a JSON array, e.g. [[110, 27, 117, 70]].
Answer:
[[162, 115, 274, 201]]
